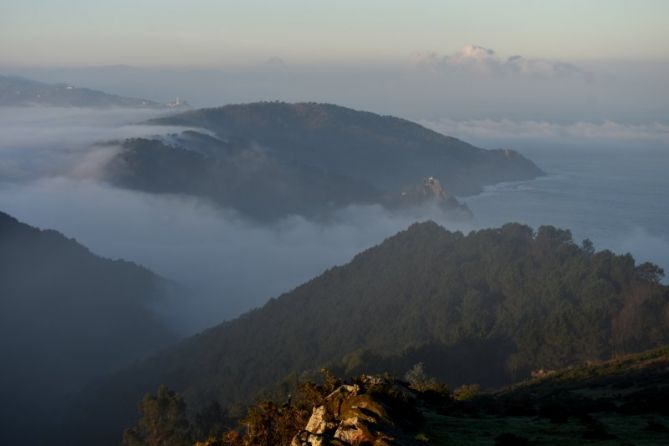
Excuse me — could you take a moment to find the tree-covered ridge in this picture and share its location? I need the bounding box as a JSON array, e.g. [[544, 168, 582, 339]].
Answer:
[[148, 102, 543, 196], [106, 102, 538, 220], [75, 221, 668, 444], [0, 210, 177, 445], [106, 137, 383, 221]]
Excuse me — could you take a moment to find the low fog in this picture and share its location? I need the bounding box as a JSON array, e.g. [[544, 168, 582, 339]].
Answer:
[[1, 106, 667, 336], [0, 107, 193, 180], [0, 107, 474, 334], [0, 177, 471, 333]]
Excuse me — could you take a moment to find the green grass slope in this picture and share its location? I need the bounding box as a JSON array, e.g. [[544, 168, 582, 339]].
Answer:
[[425, 347, 669, 445]]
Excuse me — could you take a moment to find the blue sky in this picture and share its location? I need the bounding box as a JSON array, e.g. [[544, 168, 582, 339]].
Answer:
[[2, 0, 668, 66]]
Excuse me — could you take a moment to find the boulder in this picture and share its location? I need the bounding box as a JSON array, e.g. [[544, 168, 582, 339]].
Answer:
[[290, 376, 421, 446]]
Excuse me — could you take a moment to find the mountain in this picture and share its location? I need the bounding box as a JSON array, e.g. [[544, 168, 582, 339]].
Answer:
[[0, 211, 178, 445], [148, 102, 543, 197], [68, 221, 668, 444], [104, 102, 540, 220], [0, 74, 170, 108], [105, 136, 384, 221], [106, 136, 471, 221]]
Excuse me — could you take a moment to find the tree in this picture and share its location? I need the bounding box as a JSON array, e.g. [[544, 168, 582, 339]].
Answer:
[[635, 262, 665, 283], [123, 385, 193, 446], [242, 401, 306, 446], [404, 362, 446, 393], [581, 239, 595, 256], [194, 401, 229, 440]]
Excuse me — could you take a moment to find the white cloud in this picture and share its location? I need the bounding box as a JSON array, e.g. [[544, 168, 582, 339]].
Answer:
[[420, 44, 590, 79]]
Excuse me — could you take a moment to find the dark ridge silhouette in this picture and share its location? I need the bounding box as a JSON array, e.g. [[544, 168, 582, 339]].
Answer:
[[0, 210, 178, 445]]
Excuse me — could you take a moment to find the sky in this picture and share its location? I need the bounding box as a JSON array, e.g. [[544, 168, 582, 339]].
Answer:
[[2, 0, 669, 67], [2, 1, 668, 124]]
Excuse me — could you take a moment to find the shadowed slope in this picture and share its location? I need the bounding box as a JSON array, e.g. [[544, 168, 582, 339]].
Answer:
[[0, 211, 178, 444]]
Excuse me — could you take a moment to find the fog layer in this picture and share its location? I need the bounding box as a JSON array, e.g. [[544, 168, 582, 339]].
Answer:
[[0, 107, 471, 333], [1, 107, 667, 335]]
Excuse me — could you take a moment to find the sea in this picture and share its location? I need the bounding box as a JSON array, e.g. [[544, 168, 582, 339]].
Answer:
[[462, 141, 669, 280]]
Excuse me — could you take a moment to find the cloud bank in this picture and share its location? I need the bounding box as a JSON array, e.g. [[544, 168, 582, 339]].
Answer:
[[0, 107, 194, 181], [0, 176, 467, 334], [419, 44, 591, 80], [0, 107, 470, 334], [421, 118, 669, 144], [6, 56, 669, 124]]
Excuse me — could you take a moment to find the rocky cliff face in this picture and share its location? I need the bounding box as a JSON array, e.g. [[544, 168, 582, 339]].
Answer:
[[291, 375, 422, 446]]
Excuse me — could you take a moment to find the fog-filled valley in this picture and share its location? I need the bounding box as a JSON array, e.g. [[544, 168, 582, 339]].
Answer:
[[0, 104, 531, 330], [1, 106, 666, 334], [2, 2, 669, 445]]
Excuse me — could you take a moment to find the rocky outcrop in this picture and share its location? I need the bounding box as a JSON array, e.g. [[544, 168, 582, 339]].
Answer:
[[422, 176, 451, 202], [387, 176, 472, 218], [291, 376, 421, 446]]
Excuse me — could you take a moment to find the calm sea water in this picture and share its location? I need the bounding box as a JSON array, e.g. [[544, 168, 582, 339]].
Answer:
[[463, 142, 669, 277]]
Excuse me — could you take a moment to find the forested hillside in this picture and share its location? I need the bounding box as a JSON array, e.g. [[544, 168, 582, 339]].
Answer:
[[149, 102, 543, 196], [106, 137, 383, 221], [69, 221, 669, 444], [106, 102, 541, 220]]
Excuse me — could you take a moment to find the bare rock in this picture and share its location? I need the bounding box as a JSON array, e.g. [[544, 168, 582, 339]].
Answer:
[[305, 405, 337, 435], [290, 376, 421, 446]]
